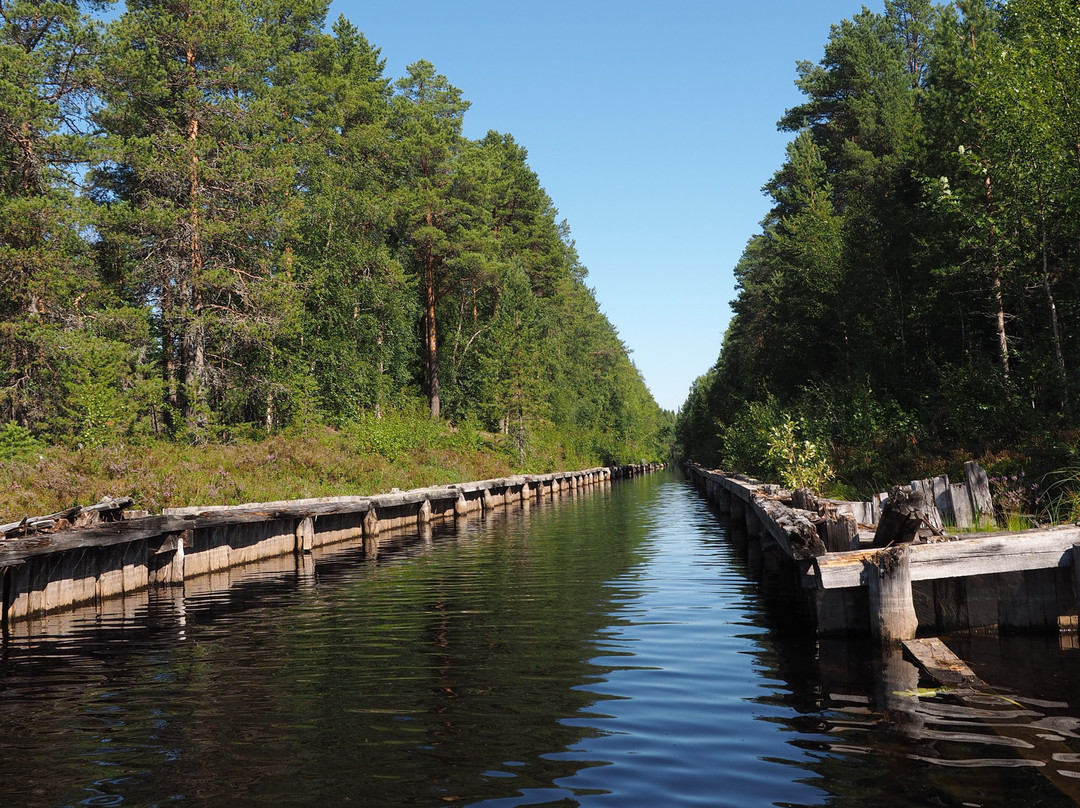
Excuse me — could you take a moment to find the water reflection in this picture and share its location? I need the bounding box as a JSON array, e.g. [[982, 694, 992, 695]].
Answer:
[[1, 473, 1079, 807]]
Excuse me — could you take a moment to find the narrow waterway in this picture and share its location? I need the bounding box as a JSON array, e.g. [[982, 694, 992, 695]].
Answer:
[[1, 471, 1078, 807]]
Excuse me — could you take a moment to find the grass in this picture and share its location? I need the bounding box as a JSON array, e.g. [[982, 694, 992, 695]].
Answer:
[[0, 414, 612, 522]]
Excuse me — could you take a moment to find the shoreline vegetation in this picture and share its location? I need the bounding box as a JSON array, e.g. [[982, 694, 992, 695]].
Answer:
[[1, 0, 673, 514], [0, 413, 662, 522], [675, 1, 1080, 524]]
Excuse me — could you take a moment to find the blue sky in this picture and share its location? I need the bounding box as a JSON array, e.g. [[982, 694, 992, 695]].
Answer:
[[328, 0, 883, 412]]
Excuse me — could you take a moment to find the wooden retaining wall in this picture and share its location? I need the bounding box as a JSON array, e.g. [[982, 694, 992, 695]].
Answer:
[[687, 464, 1080, 641], [0, 464, 658, 631]]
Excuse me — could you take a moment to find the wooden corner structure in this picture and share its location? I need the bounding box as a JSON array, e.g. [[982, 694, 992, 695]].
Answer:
[[686, 464, 1080, 639], [0, 463, 660, 633]]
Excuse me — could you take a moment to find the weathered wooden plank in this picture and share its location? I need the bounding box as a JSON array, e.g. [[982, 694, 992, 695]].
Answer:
[[965, 460, 994, 518], [814, 526, 1080, 590], [947, 483, 975, 529], [902, 636, 981, 686], [930, 474, 951, 525]]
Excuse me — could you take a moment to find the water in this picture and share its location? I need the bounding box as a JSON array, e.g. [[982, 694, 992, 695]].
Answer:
[[1, 471, 1078, 807]]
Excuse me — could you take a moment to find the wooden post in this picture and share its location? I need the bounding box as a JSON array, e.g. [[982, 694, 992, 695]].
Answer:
[[454, 494, 469, 519], [716, 487, 731, 515], [745, 506, 762, 539], [482, 488, 496, 511], [418, 499, 431, 526], [363, 507, 380, 537], [730, 495, 745, 522], [867, 545, 918, 642], [295, 516, 314, 554], [149, 531, 186, 584], [965, 460, 994, 520], [745, 530, 763, 569]]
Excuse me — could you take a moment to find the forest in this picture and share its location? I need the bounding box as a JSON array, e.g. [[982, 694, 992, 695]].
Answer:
[[0, 0, 670, 507], [676, 0, 1080, 517]]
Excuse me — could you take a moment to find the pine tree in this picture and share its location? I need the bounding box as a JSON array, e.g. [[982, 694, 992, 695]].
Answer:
[[388, 60, 470, 419], [93, 0, 323, 437]]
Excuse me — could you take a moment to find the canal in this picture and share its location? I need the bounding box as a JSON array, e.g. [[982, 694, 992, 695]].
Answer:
[[1, 470, 1078, 807]]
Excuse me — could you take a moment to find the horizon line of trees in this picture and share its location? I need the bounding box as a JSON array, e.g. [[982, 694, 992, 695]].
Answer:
[[1, 0, 670, 464], [677, 0, 1080, 488]]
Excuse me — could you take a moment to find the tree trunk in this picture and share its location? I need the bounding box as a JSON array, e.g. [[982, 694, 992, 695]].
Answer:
[[183, 45, 206, 428], [1040, 209, 1069, 413], [992, 264, 1009, 379], [424, 258, 440, 419], [985, 174, 1010, 379]]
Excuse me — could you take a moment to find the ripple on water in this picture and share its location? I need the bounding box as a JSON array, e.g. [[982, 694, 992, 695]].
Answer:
[[1, 472, 1079, 807]]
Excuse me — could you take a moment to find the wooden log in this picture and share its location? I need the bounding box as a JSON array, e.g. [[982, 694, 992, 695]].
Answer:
[[814, 524, 1080, 591], [872, 486, 929, 547], [791, 488, 817, 512], [152, 531, 186, 584], [744, 507, 762, 538], [823, 513, 858, 552], [946, 483, 975, 529], [910, 479, 943, 529], [867, 544, 918, 642], [848, 501, 875, 527], [0, 496, 136, 537]]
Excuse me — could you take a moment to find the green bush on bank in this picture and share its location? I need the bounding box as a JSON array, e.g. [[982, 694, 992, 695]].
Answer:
[[0, 410, 669, 522]]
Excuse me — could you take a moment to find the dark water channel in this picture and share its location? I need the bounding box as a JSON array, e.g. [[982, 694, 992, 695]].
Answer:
[[1, 471, 1079, 807]]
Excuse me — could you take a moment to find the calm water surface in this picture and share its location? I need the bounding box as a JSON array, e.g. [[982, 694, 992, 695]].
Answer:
[[1, 471, 1078, 807]]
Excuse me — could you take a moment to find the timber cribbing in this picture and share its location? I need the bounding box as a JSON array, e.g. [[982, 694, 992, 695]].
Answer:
[[686, 464, 1080, 641], [0, 464, 661, 632]]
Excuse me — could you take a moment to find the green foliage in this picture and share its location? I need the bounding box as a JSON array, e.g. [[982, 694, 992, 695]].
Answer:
[[0, 0, 671, 469], [765, 414, 834, 491], [677, 0, 1080, 487], [716, 397, 783, 478], [0, 422, 44, 461], [344, 410, 483, 463]]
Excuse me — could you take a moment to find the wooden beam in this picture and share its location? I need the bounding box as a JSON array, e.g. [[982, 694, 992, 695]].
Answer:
[[813, 526, 1080, 590]]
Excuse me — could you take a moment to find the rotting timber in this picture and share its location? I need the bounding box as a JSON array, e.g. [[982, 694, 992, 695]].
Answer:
[[686, 464, 1080, 642], [0, 464, 660, 633]]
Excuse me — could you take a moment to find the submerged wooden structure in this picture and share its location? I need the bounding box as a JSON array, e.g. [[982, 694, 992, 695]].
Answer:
[[0, 465, 657, 632], [687, 465, 1080, 641]]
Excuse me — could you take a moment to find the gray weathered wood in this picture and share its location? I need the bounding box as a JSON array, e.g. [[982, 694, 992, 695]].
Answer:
[[930, 474, 951, 524], [910, 479, 943, 529], [947, 483, 975, 529], [964, 460, 994, 518], [814, 525, 1080, 590], [295, 516, 314, 553], [867, 545, 918, 641], [823, 514, 858, 552], [872, 486, 930, 547]]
